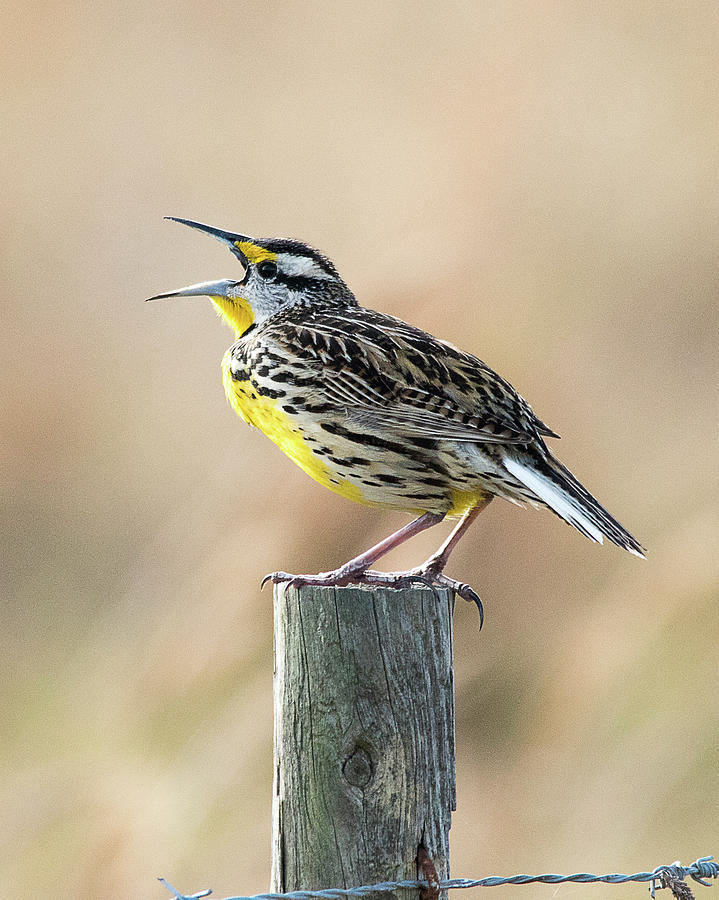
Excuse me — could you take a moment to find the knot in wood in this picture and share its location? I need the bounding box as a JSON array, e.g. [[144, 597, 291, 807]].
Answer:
[[342, 746, 374, 788]]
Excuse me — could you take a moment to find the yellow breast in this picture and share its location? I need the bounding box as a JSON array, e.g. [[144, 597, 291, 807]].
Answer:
[[221, 354, 366, 504], [221, 354, 488, 518]]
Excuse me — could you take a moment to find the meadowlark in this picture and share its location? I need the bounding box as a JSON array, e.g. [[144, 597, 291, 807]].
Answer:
[[149, 218, 644, 617]]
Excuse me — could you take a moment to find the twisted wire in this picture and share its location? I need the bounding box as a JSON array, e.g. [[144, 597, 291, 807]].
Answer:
[[159, 854, 718, 900]]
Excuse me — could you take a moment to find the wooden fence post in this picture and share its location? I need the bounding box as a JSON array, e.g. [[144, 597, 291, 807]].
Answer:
[[271, 583, 456, 898]]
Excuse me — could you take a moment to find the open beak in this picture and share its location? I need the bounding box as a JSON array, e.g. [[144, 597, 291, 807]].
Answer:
[[164, 216, 252, 266], [146, 278, 236, 302]]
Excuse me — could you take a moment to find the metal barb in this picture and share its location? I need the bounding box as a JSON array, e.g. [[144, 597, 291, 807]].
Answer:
[[649, 859, 719, 900], [661, 868, 695, 900]]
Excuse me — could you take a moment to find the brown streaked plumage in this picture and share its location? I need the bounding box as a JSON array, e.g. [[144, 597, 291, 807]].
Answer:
[[149, 218, 645, 621]]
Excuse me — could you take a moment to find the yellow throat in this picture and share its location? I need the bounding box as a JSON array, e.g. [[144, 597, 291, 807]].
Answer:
[[211, 294, 255, 338]]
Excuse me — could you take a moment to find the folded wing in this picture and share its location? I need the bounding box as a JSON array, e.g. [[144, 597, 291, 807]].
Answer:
[[260, 309, 558, 446]]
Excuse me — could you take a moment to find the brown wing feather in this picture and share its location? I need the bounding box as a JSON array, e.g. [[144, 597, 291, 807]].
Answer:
[[259, 305, 556, 446]]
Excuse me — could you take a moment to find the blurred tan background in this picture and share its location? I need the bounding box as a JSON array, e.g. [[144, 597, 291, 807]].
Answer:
[[2, 2, 718, 898]]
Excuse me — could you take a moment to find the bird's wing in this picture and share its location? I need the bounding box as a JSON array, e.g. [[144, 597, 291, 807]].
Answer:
[[258, 309, 558, 445]]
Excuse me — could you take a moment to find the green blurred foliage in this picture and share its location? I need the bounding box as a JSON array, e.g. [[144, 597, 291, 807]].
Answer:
[[1, 3, 717, 899]]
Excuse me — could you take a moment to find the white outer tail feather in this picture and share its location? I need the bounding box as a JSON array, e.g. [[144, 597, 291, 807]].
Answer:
[[502, 456, 606, 545]]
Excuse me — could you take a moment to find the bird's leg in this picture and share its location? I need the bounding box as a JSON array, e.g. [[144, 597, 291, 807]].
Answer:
[[332, 511, 447, 577], [362, 498, 494, 623], [407, 498, 493, 619], [417, 496, 493, 577], [264, 511, 446, 588], [265, 500, 492, 625]]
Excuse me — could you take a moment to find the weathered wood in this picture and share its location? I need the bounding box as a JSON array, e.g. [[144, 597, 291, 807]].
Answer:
[[271, 583, 455, 898]]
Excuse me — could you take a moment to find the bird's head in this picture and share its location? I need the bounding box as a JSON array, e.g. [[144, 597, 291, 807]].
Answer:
[[147, 217, 354, 337]]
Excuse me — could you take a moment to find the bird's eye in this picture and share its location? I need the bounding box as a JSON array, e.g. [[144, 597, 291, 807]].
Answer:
[[257, 261, 278, 281]]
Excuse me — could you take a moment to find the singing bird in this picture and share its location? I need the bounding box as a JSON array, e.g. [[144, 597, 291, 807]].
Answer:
[[149, 218, 644, 618]]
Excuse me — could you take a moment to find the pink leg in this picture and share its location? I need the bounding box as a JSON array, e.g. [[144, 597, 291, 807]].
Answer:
[[332, 511, 446, 576], [263, 511, 445, 588], [359, 496, 494, 624], [421, 496, 493, 573]]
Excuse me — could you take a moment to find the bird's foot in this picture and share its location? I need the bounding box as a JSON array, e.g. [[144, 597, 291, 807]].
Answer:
[[262, 564, 439, 593], [262, 565, 483, 627], [368, 565, 484, 627], [260, 565, 377, 591]]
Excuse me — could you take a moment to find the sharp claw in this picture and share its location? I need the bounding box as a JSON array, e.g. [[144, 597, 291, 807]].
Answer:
[[260, 573, 273, 590], [410, 575, 444, 607], [408, 575, 438, 591], [457, 584, 484, 629], [389, 573, 433, 590], [362, 571, 436, 592], [261, 571, 296, 589]]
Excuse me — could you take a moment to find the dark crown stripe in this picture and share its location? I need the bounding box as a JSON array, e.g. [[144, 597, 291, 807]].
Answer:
[[261, 238, 339, 277]]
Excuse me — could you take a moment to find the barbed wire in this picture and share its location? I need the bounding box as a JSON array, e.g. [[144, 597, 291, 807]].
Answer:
[[159, 854, 717, 900]]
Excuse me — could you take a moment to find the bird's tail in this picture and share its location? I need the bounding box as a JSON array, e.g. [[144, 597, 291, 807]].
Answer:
[[503, 451, 645, 557]]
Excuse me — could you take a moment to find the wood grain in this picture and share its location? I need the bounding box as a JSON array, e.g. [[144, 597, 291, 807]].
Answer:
[[271, 583, 455, 898]]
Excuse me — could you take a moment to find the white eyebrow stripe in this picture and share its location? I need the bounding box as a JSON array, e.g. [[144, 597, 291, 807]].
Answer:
[[278, 253, 333, 279]]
